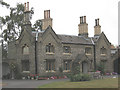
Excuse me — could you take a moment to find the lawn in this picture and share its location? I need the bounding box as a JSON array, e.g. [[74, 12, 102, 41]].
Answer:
[[39, 78, 118, 88]]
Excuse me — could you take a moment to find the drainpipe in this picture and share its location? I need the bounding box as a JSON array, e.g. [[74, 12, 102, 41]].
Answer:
[[91, 38, 96, 71], [93, 44, 96, 71], [35, 31, 38, 74]]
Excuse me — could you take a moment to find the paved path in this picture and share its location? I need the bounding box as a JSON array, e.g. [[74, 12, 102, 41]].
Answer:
[[2, 79, 69, 88]]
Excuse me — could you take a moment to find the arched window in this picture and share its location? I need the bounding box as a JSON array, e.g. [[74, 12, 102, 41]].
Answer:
[[23, 44, 29, 55], [46, 43, 55, 53], [100, 47, 107, 55]]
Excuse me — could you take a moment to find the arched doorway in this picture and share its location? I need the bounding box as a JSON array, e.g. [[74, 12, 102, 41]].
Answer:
[[82, 61, 88, 74]]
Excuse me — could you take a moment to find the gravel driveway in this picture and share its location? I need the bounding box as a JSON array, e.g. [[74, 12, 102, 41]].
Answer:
[[2, 79, 69, 88]]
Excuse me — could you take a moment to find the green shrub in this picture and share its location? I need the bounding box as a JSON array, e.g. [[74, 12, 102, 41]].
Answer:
[[2, 73, 11, 79], [81, 74, 91, 81], [70, 73, 91, 82], [72, 66, 80, 75], [96, 62, 105, 74]]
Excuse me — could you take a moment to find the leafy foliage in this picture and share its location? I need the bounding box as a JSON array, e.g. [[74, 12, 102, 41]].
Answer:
[[0, 1, 10, 8], [33, 19, 42, 31], [0, 2, 34, 42], [72, 66, 80, 75], [2, 42, 7, 58], [96, 62, 105, 74], [10, 63, 22, 79], [70, 73, 91, 82]]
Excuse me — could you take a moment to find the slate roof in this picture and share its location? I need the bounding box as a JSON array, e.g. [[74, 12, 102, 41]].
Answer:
[[31, 26, 95, 45], [58, 34, 93, 45]]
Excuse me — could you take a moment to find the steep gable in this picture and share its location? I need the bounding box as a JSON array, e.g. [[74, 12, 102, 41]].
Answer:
[[41, 25, 60, 44], [95, 32, 111, 46], [17, 28, 35, 45]]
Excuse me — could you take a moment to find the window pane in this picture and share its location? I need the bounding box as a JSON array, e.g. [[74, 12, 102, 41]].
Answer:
[[46, 60, 55, 71], [46, 45, 49, 52], [63, 46, 71, 53], [46, 62, 48, 70], [23, 45, 29, 55], [85, 47, 92, 54], [52, 62, 55, 70], [46, 44, 54, 53], [21, 60, 29, 71], [49, 62, 51, 70], [64, 60, 71, 70], [101, 47, 106, 54]]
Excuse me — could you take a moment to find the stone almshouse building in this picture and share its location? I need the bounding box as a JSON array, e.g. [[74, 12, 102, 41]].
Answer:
[[8, 2, 114, 76]]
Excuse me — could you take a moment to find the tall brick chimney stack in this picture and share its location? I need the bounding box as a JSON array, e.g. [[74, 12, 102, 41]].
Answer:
[[23, 2, 32, 32], [24, 2, 31, 24], [78, 16, 88, 38], [94, 18, 101, 36], [41, 10, 52, 30]]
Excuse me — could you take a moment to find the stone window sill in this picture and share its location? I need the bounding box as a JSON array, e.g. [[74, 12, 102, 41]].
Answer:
[[22, 71, 30, 73], [46, 52, 54, 55], [46, 70, 55, 72], [63, 53, 71, 55], [23, 53, 29, 55], [101, 54, 106, 56], [63, 70, 71, 72], [86, 54, 92, 55]]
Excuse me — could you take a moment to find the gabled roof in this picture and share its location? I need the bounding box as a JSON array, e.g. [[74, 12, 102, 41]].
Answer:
[[41, 25, 60, 40], [31, 26, 111, 46], [73, 53, 89, 63], [92, 32, 111, 45], [17, 27, 34, 43]]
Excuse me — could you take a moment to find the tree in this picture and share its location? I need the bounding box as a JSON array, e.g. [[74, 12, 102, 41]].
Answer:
[[0, 1, 34, 60], [33, 19, 42, 31], [0, 2, 34, 42], [0, 1, 10, 8]]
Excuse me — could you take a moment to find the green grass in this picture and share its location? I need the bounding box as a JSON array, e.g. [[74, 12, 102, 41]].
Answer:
[[39, 78, 118, 88]]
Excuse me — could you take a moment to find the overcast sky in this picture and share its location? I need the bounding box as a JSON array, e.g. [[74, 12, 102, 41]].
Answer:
[[0, 0, 119, 46]]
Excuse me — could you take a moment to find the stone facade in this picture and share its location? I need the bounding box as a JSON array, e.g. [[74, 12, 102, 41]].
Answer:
[[7, 3, 116, 77]]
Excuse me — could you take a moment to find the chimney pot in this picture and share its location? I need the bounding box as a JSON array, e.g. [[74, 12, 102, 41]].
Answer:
[[98, 18, 99, 25], [95, 19, 97, 26], [27, 2, 29, 11], [24, 3, 26, 11], [48, 10, 50, 18], [81, 16, 83, 23], [84, 16, 86, 23], [80, 17, 82, 24], [44, 10, 50, 19]]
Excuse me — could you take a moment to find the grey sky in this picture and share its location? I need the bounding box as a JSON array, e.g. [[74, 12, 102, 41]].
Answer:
[[0, 0, 119, 45]]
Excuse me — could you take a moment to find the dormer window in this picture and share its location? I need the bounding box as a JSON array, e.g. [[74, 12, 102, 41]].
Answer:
[[100, 47, 107, 55], [46, 43, 55, 53], [85, 47, 92, 55], [63, 46, 71, 53], [22, 44, 29, 55]]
